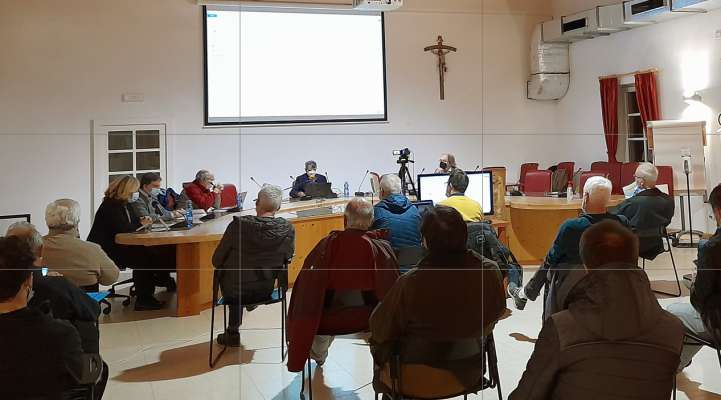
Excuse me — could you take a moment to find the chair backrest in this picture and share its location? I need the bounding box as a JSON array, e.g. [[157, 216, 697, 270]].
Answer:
[[656, 165, 674, 195], [620, 162, 640, 188], [219, 183, 238, 208], [590, 161, 609, 173], [519, 163, 539, 189], [557, 162, 575, 185], [607, 162, 624, 194], [523, 170, 552, 194], [578, 171, 607, 194], [370, 172, 381, 195], [395, 246, 425, 268], [555, 341, 679, 400]]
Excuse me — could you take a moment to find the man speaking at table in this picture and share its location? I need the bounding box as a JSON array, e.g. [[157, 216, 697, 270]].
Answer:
[[290, 160, 328, 199]]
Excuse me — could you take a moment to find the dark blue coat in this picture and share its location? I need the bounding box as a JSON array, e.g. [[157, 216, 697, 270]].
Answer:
[[290, 173, 328, 198], [371, 194, 422, 249]]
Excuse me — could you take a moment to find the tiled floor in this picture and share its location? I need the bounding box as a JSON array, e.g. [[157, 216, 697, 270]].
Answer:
[[100, 247, 721, 400]]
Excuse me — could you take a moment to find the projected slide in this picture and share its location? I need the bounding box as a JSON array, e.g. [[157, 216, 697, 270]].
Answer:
[[204, 6, 387, 125]]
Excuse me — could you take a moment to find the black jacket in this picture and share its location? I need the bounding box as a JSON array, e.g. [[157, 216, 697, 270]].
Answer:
[[212, 215, 295, 303], [614, 188, 675, 259], [30, 271, 101, 353], [0, 308, 86, 399], [87, 198, 140, 269], [691, 230, 721, 317]]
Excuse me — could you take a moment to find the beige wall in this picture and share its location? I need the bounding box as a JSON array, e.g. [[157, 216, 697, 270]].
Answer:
[[551, 0, 618, 17]]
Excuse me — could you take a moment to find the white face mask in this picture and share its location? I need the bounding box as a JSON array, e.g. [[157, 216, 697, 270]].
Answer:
[[307, 170, 317, 178], [150, 188, 162, 197], [131, 192, 140, 202]]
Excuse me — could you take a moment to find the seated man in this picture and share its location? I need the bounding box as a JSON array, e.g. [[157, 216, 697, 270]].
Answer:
[[667, 183, 721, 370], [130, 172, 181, 222], [290, 160, 328, 198], [0, 236, 107, 400], [510, 221, 684, 400], [434, 153, 459, 174], [516, 176, 629, 317], [182, 169, 223, 210], [371, 174, 422, 263], [212, 185, 295, 346], [614, 163, 674, 258], [41, 199, 120, 288], [287, 197, 399, 372], [369, 206, 506, 399], [438, 169, 483, 222]]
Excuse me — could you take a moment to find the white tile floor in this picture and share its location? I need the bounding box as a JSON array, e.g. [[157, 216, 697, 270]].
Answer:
[[99, 247, 721, 400]]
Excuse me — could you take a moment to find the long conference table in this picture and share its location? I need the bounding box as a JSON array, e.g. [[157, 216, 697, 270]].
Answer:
[[116, 195, 624, 317]]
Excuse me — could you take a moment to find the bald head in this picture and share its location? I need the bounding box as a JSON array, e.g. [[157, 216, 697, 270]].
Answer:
[[344, 197, 374, 230], [580, 220, 638, 270], [256, 185, 282, 216], [635, 163, 658, 189]]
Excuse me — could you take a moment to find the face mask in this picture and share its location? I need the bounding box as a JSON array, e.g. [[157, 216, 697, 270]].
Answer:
[[131, 192, 140, 202], [439, 161, 448, 170], [150, 188, 162, 197], [307, 170, 317, 178]]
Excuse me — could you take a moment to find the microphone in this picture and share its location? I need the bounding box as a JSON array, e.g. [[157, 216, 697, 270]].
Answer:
[[683, 158, 690, 175], [355, 170, 370, 196], [419, 168, 426, 175], [474, 165, 480, 171], [325, 171, 330, 183], [250, 177, 262, 188]]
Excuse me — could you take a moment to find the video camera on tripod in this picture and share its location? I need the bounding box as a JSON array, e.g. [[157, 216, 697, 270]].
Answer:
[[393, 148, 417, 196]]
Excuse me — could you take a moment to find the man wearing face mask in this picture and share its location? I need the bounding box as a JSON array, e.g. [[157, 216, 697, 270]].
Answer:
[[290, 160, 328, 198], [513, 176, 630, 318], [434, 153, 458, 174], [183, 169, 223, 210], [130, 172, 182, 222]]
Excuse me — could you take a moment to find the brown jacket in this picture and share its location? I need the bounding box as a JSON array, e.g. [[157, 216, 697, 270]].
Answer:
[[510, 265, 684, 400], [43, 228, 120, 287]]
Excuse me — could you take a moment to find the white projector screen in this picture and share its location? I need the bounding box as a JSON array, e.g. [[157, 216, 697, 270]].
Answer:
[[204, 5, 388, 125]]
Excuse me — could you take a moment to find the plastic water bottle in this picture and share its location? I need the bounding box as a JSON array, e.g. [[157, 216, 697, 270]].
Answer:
[[343, 181, 350, 198], [566, 182, 574, 203], [237, 192, 243, 210], [185, 200, 193, 228]]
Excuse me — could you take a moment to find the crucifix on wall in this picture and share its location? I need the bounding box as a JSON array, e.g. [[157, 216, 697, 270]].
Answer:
[[424, 35, 457, 100]]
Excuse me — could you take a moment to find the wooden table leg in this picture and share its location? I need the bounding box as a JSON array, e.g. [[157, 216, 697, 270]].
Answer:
[[175, 241, 218, 317]]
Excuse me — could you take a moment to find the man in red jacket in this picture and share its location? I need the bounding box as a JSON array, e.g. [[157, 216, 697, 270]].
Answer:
[[184, 170, 223, 210], [286, 197, 399, 372]]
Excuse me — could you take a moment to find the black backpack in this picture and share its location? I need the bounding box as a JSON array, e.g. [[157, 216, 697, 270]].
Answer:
[[467, 222, 523, 287]]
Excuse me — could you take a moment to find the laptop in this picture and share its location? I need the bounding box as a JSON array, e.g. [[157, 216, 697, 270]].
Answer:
[[412, 200, 434, 216], [221, 191, 247, 212], [304, 182, 336, 199]]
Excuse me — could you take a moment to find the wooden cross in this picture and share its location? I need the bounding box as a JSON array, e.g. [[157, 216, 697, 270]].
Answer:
[[424, 35, 457, 100]]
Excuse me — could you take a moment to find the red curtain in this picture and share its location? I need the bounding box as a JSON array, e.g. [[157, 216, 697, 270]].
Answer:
[[635, 71, 661, 147], [599, 77, 619, 163]]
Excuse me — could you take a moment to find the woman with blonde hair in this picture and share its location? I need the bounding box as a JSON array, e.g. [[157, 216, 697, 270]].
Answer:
[[88, 176, 165, 310]]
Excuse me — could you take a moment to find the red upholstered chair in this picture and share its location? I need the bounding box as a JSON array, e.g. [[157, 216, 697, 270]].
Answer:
[[656, 166, 674, 195], [509, 163, 539, 192], [219, 183, 238, 208], [578, 171, 607, 194], [523, 170, 552, 194], [557, 162, 575, 185], [608, 162, 623, 194], [620, 162, 640, 188], [590, 161, 609, 173]]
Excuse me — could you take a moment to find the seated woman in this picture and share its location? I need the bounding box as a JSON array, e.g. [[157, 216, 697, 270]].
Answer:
[[87, 176, 172, 311], [0, 236, 106, 399], [369, 205, 506, 399]]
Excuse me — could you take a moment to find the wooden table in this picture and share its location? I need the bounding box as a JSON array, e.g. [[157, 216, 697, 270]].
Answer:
[[504, 195, 625, 264], [116, 196, 509, 317]]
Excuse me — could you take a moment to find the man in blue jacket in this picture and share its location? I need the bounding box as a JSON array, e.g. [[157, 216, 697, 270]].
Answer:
[[371, 174, 422, 269]]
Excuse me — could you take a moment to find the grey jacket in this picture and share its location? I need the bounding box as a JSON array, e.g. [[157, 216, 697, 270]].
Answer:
[[129, 189, 173, 222]]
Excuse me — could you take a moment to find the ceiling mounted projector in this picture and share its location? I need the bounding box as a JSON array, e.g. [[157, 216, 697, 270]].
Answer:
[[352, 0, 403, 11]]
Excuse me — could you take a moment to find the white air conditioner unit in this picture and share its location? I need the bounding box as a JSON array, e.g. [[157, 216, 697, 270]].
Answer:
[[671, 0, 721, 12], [624, 0, 670, 24], [542, 19, 568, 43], [352, 0, 403, 11], [562, 9, 609, 41], [597, 4, 632, 32]]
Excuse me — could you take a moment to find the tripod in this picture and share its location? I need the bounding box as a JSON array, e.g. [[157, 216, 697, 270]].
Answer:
[[398, 158, 417, 196]]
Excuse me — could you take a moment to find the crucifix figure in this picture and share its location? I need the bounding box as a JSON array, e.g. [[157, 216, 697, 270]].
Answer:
[[424, 35, 457, 100]]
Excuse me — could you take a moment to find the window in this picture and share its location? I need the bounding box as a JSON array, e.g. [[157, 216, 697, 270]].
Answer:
[[618, 85, 649, 162], [203, 5, 388, 125]]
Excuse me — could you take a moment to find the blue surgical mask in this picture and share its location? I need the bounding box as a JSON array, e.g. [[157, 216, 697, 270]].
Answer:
[[150, 188, 162, 197]]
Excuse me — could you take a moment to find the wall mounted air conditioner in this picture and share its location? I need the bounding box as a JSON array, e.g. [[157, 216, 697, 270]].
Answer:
[[561, 9, 606, 41], [352, 0, 403, 11], [624, 0, 670, 24], [597, 4, 632, 32], [541, 19, 568, 43], [671, 0, 721, 12]]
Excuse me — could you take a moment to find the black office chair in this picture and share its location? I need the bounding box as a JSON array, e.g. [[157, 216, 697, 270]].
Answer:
[[208, 261, 289, 368], [373, 333, 502, 400], [640, 226, 681, 297], [82, 278, 134, 315]]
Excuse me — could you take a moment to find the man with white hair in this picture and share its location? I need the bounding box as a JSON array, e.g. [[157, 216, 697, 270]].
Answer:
[[515, 176, 630, 318], [615, 163, 675, 259], [371, 174, 422, 252], [183, 169, 223, 210], [42, 199, 120, 288], [287, 197, 399, 372], [212, 185, 295, 346]]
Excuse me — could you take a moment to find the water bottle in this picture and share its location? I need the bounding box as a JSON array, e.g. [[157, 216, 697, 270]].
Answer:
[[343, 181, 350, 198], [185, 200, 193, 228], [237, 192, 243, 210], [566, 182, 574, 203]]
